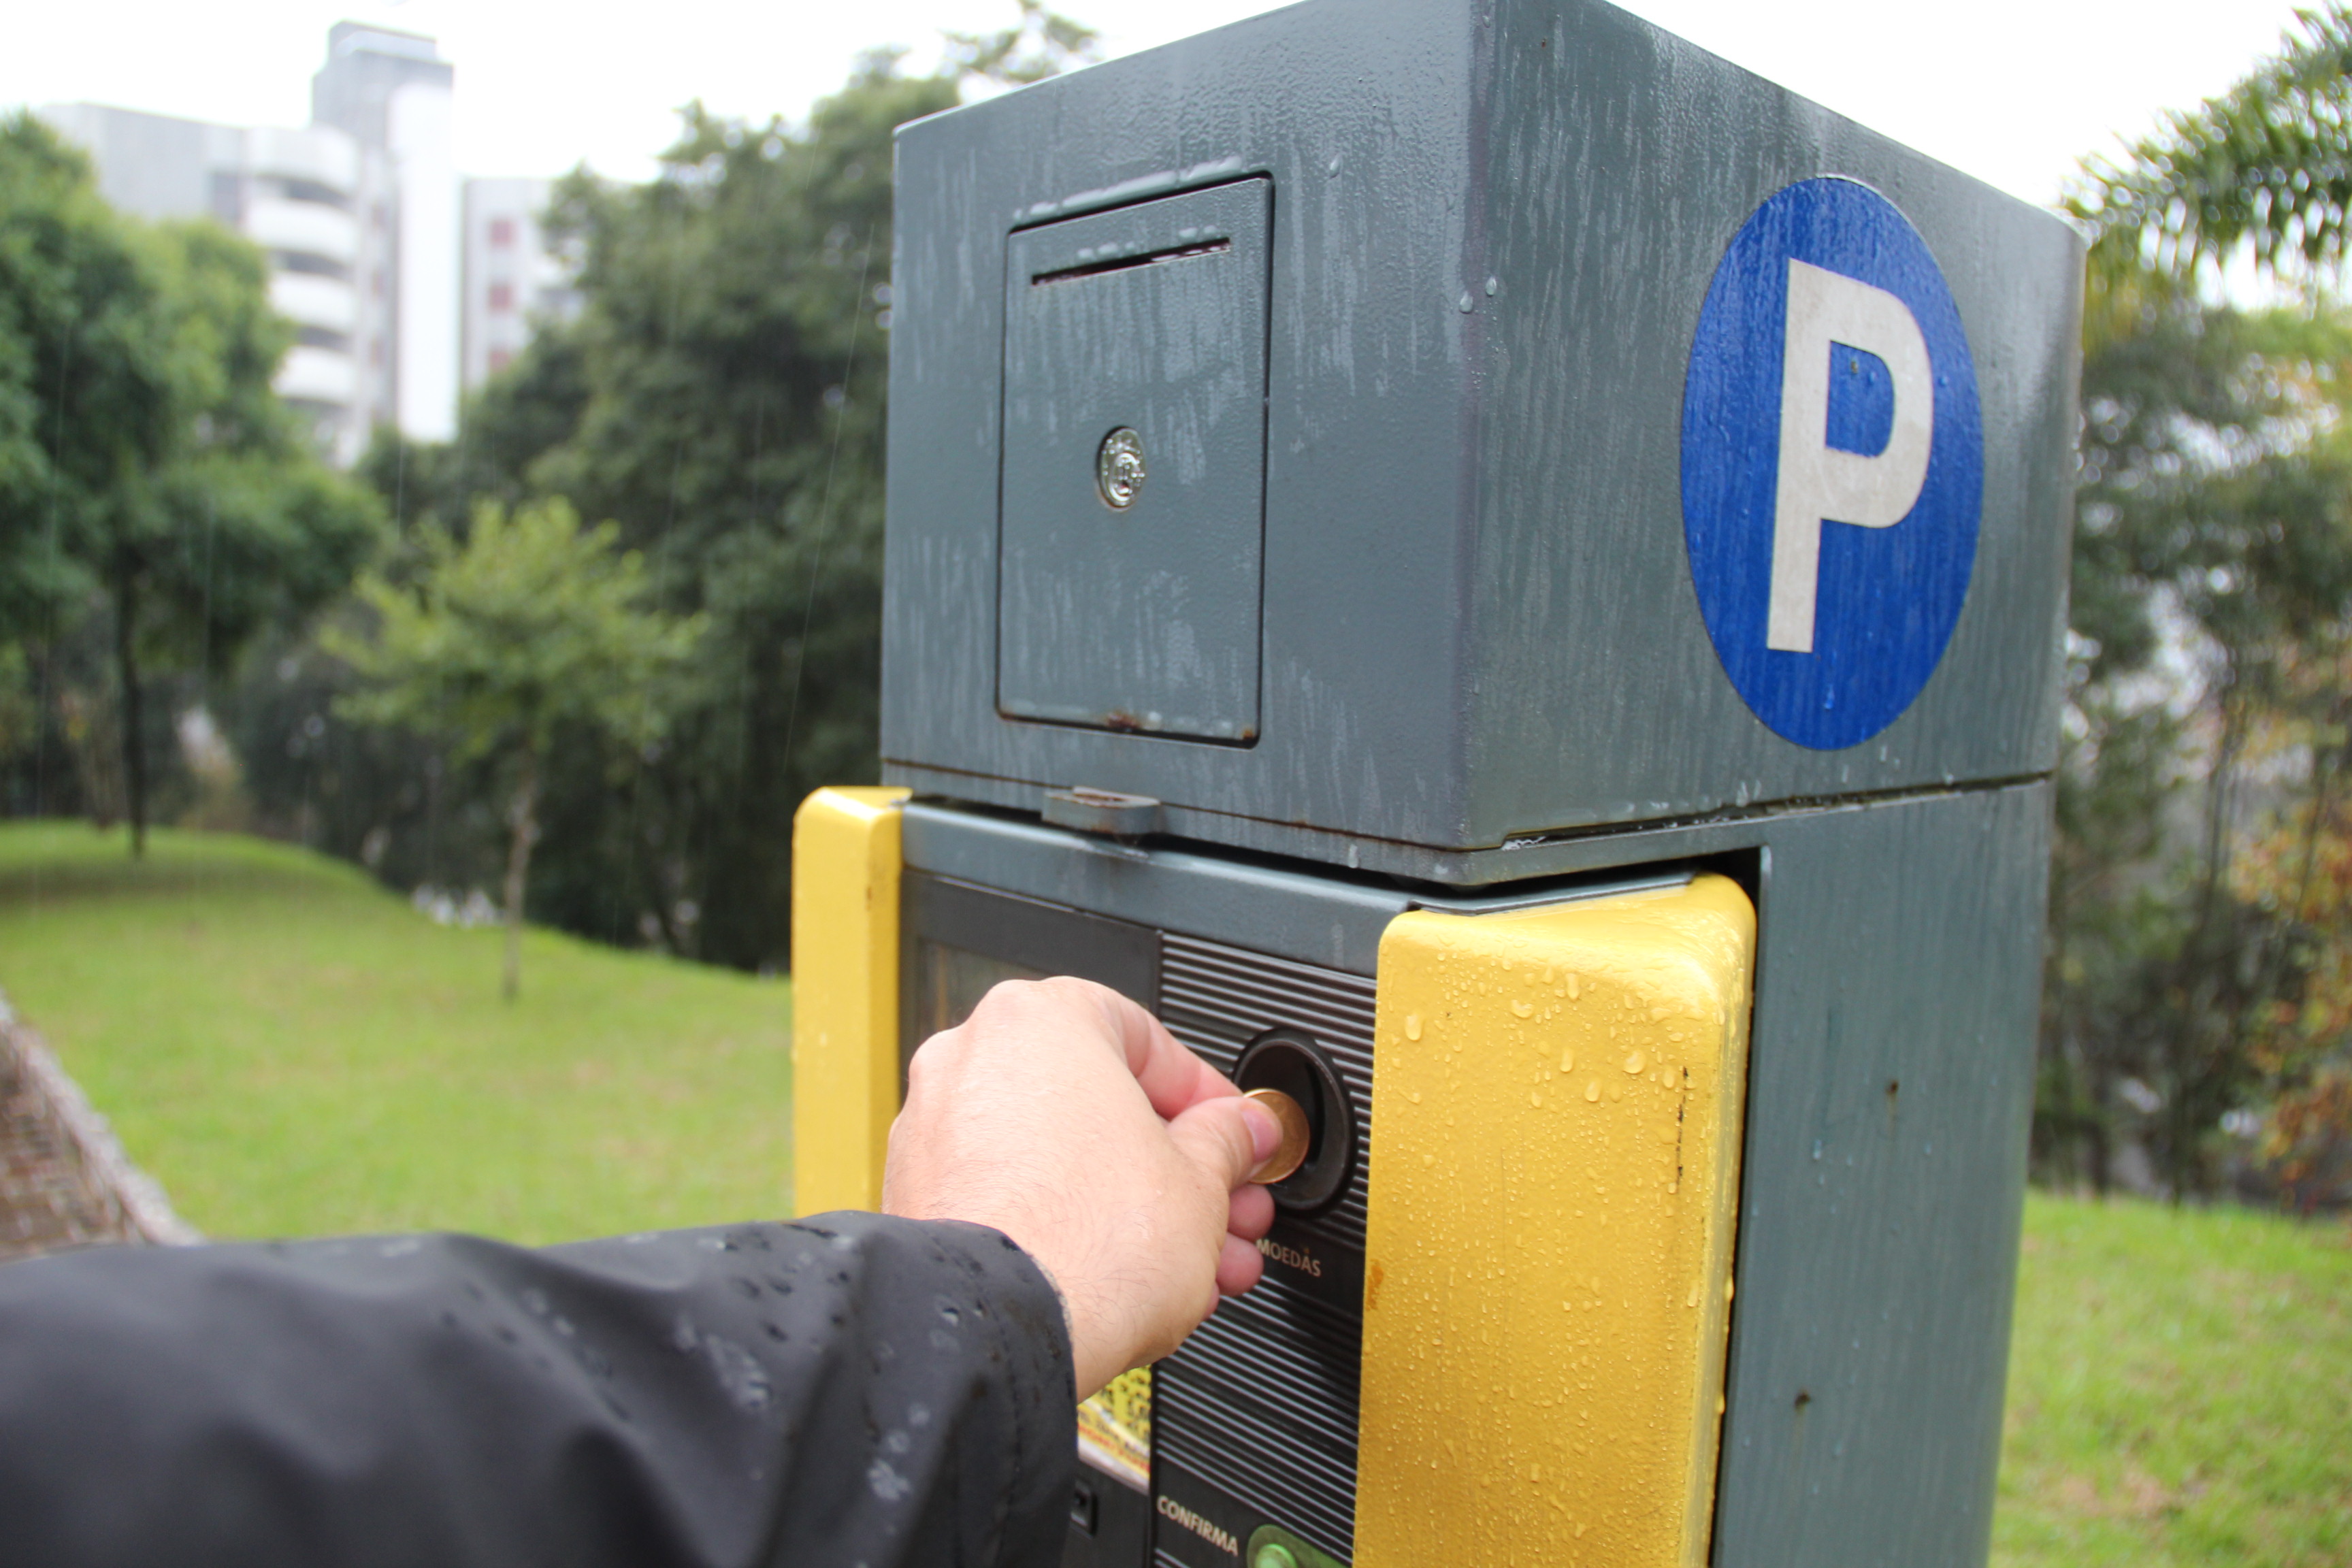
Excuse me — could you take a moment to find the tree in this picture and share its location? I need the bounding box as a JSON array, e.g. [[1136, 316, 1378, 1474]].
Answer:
[[2072, 5, 2352, 287], [2042, 289, 2352, 1193], [2234, 636, 2352, 1207], [0, 113, 381, 855], [2046, 5, 2352, 1198], [941, 0, 1102, 83], [110, 222, 382, 855], [521, 27, 1094, 966], [521, 64, 950, 966], [329, 498, 704, 1000], [0, 114, 165, 643], [235, 27, 1095, 968]]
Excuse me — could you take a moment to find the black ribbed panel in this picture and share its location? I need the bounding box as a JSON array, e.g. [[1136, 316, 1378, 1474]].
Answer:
[[1157, 1274, 1362, 1561], [1156, 934, 1371, 1564], [1176, 1282, 1362, 1454], [1158, 933, 1376, 1247]]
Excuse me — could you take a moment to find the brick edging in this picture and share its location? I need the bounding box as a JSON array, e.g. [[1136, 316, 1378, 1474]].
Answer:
[[0, 987, 199, 1258]]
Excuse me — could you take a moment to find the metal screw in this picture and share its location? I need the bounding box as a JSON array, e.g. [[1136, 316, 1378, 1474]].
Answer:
[[1096, 427, 1146, 510]]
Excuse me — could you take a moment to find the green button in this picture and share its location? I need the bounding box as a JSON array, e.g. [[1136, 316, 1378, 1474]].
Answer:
[[1245, 1523, 1345, 1568]]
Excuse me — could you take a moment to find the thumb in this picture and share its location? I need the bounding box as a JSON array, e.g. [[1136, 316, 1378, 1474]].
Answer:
[[1168, 1093, 1282, 1194]]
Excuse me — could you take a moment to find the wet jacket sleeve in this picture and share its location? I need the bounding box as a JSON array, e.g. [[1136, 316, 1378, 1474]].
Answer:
[[0, 1211, 1076, 1568]]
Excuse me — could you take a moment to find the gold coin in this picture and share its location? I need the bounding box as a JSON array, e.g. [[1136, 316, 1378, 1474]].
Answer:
[[1245, 1088, 1311, 1184]]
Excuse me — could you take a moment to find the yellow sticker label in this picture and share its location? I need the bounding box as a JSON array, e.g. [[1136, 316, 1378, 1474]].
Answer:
[[1077, 1367, 1152, 1492]]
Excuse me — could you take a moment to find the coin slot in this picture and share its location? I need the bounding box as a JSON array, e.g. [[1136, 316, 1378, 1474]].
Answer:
[[1031, 237, 1232, 287], [1232, 1028, 1356, 1212]]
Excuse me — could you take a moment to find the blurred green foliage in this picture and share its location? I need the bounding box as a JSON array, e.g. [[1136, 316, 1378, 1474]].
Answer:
[[232, 49, 1049, 968], [2043, 7, 2352, 1204], [0, 113, 381, 855], [329, 498, 704, 997]]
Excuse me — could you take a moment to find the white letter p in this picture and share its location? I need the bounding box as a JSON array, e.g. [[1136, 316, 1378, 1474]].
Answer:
[[1768, 259, 1934, 653]]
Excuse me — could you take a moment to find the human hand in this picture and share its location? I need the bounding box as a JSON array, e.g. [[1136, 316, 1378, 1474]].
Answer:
[[881, 977, 1281, 1400]]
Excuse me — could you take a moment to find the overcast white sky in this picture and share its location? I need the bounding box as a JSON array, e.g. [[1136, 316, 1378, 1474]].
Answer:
[[0, 0, 2303, 210]]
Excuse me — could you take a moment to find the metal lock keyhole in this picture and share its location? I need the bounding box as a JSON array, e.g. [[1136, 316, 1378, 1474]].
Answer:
[[1096, 427, 1146, 510]]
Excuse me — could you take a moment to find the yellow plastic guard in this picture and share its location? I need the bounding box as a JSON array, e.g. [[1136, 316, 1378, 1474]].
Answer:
[[789, 785, 909, 1215], [1356, 873, 1754, 1568]]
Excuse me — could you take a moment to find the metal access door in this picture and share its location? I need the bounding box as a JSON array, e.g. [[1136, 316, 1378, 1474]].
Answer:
[[997, 178, 1275, 743]]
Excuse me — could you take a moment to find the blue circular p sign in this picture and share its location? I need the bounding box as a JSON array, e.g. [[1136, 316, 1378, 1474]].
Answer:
[[1681, 177, 1982, 751]]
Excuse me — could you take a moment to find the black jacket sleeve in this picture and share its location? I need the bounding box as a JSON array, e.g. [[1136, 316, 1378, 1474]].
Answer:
[[0, 1212, 1075, 1568]]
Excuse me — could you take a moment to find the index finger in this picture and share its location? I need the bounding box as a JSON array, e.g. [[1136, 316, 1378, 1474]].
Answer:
[[1083, 983, 1242, 1121]]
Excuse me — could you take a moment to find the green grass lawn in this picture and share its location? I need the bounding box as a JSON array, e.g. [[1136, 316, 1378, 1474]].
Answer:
[[1995, 1192, 2352, 1567], [3, 821, 2345, 1557], [0, 821, 792, 1243]]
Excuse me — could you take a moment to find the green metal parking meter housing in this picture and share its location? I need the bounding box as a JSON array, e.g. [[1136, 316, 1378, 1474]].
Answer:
[[879, 0, 2076, 877], [800, 1, 2087, 1565]]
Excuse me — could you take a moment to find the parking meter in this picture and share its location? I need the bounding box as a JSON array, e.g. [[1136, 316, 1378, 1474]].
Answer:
[[792, 2, 2081, 1565]]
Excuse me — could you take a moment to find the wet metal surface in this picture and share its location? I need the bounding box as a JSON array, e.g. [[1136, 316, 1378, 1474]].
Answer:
[[883, 0, 2079, 872]]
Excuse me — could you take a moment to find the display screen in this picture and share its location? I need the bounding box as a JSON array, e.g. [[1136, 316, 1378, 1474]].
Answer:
[[896, 870, 1158, 1088], [906, 939, 1047, 1047]]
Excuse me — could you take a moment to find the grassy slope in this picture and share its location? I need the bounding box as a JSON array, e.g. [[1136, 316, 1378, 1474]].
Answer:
[[1995, 1193, 2352, 1567], [0, 822, 792, 1244]]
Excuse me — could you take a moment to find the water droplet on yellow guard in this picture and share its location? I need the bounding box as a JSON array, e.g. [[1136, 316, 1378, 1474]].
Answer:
[[1421, 1153, 1435, 1166], [1566, 973, 1580, 999], [1531, 1090, 1543, 1107], [1405, 1013, 1423, 1041], [1558, 1047, 1575, 1073], [1584, 1081, 1601, 1102], [1624, 1049, 1646, 1074], [1609, 1087, 1623, 1102], [1512, 998, 1533, 1017]]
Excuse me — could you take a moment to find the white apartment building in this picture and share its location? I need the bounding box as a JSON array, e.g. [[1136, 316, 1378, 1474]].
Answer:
[[461, 178, 579, 389], [42, 23, 572, 467], [41, 103, 374, 463], [309, 22, 458, 444]]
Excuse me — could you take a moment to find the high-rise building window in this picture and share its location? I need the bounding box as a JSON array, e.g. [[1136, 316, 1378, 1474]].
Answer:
[[265, 176, 353, 210], [489, 217, 516, 248], [274, 250, 353, 282], [208, 172, 246, 226], [488, 281, 514, 314]]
